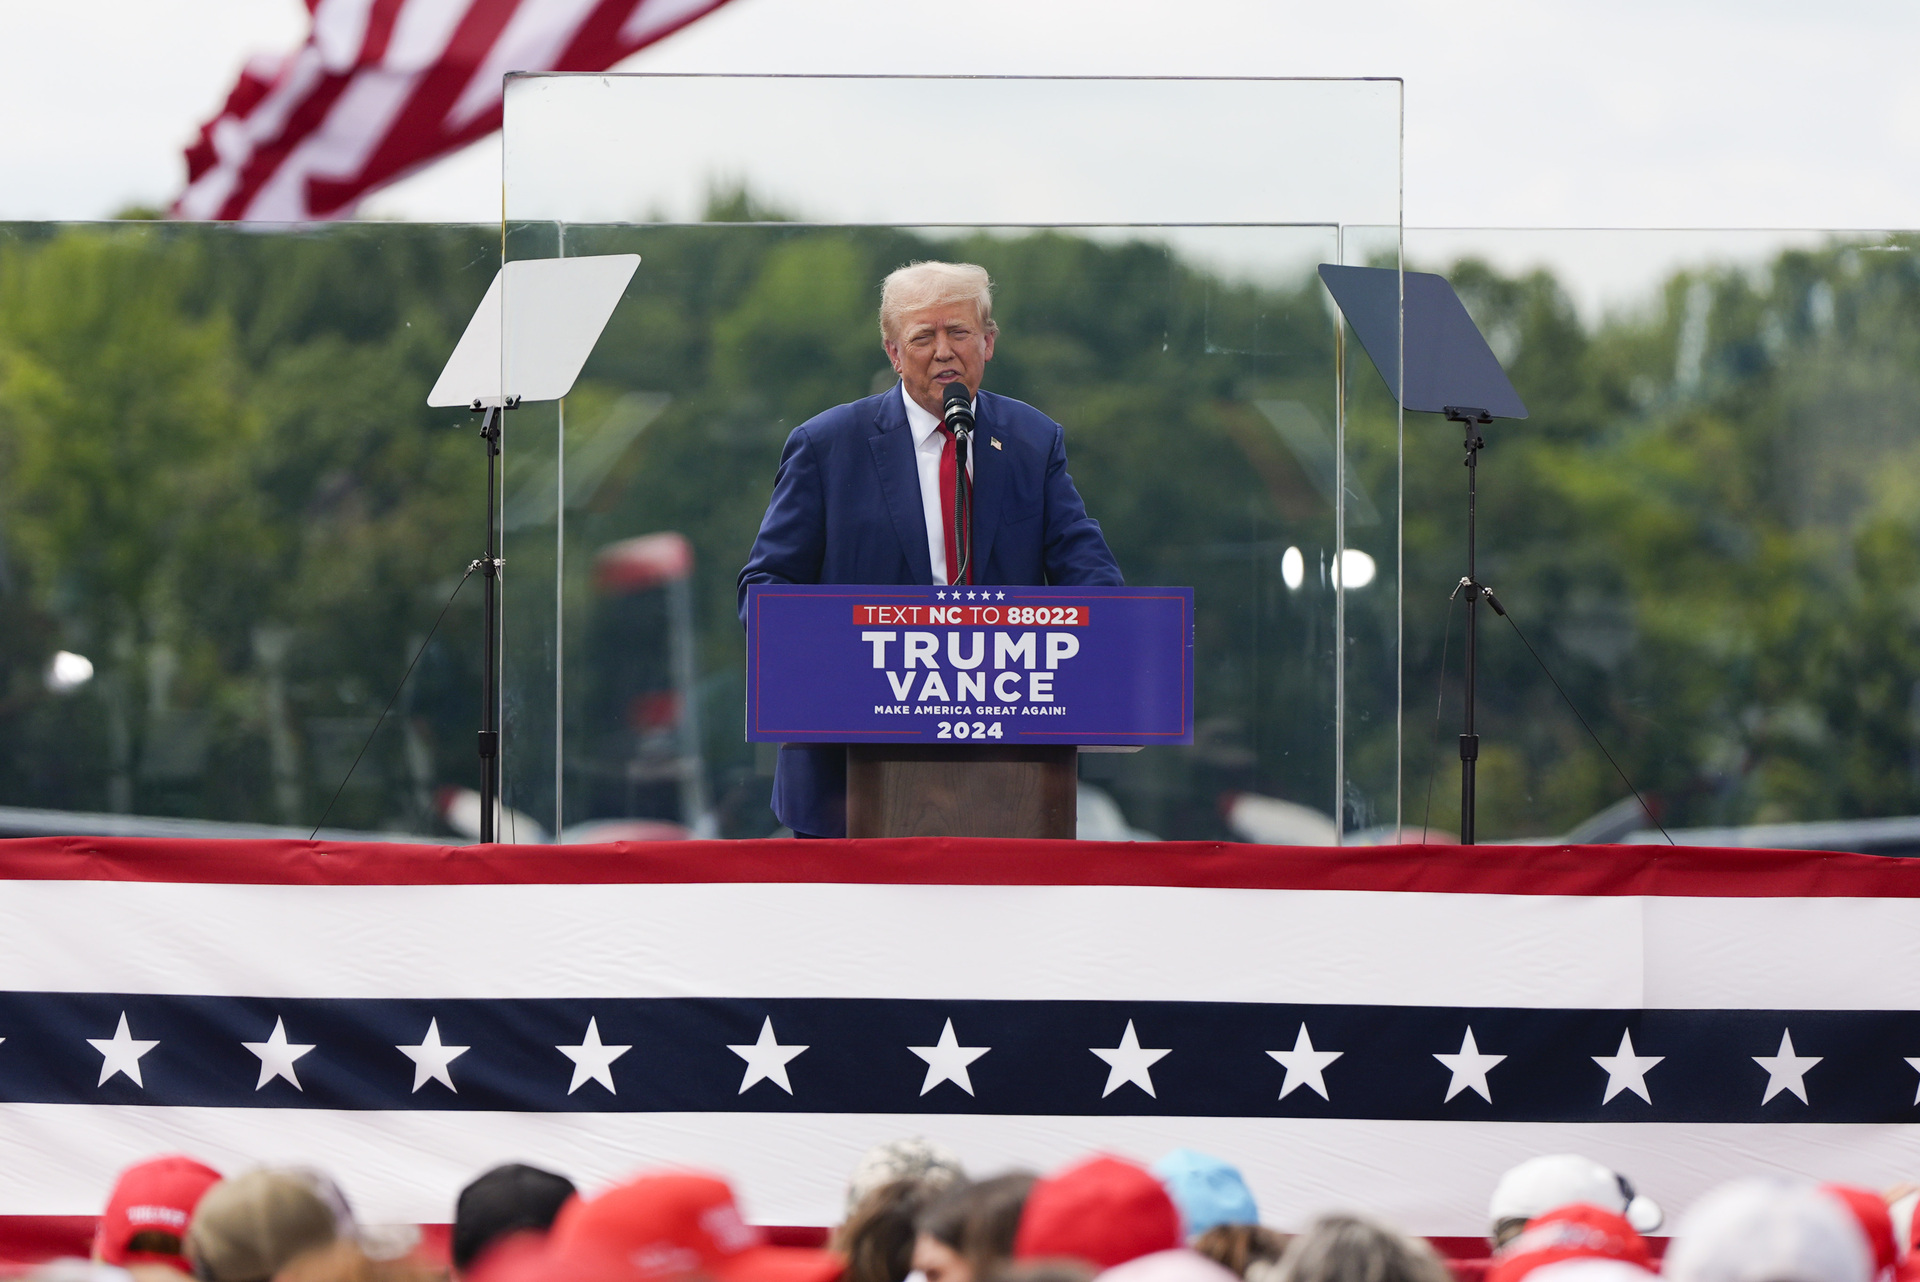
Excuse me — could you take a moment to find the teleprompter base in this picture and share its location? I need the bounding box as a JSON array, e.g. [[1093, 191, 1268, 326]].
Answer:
[[845, 744, 1077, 839]]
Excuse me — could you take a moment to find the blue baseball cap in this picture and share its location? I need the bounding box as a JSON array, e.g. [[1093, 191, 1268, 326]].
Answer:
[[1150, 1149, 1259, 1236]]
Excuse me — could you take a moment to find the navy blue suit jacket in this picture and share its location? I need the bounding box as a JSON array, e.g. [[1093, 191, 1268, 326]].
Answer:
[[738, 384, 1123, 836]]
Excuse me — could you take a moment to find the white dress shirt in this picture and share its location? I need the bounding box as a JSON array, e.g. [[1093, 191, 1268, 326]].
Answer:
[[902, 383, 975, 585]]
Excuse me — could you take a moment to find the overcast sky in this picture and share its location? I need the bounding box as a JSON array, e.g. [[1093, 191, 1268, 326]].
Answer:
[[6, 0, 1917, 308]]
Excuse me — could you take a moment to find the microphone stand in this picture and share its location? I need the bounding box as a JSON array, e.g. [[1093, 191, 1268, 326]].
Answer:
[[471, 397, 515, 843], [952, 425, 972, 583], [942, 385, 975, 584], [1447, 406, 1493, 844]]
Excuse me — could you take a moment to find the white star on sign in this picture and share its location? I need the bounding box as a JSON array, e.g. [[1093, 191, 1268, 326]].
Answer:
[[1091, 1020, 1172, 1098], [1906, 1057, 1920, 1105], [1754, 1029, 1821, 1104], [996, 591, 1005, 600], [1267, 1023, 1343, 1100], [243, 1017, 315, 1091], [909, 1019, 990, 1096], [89, 1012, 160, 1088], [936, 590, 947, 600], [1592, 1029, 1664, 1105], [729, 1017, 808, 1095], [1434, 1026, 1506, 1102], [557, 1018, 631, 1095], [397, 1018, 469, 1093]]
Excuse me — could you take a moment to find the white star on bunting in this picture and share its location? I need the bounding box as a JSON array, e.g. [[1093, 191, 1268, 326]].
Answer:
[[1754, 1029, 1821, 1104], [909, 1019, 990, 1096], [729, 1017, 808, 1095], [1267, 1023, 1343, 1100], [397, 1018, 469, 1093], [242, 1017, 315, 1091], [1906, 1057, 1920, 1105], [1091, 1020, 1172, 1098], [1434, 1026, 1506, 1102], [1592, 1029, 1663, 1104], [89, 1012, 159, 1088], [557, 1018, 631, 1095]]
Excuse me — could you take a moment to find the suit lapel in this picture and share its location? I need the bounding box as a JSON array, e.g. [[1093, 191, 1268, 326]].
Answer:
[[968, 391, 1007, 579], [867, 386, 935, 586]]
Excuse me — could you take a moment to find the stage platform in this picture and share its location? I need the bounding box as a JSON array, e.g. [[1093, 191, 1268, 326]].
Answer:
[[0, 835, 1912, 1259]]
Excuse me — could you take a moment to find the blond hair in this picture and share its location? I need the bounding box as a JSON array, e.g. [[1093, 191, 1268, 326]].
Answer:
[[879, 261, 997, 342]]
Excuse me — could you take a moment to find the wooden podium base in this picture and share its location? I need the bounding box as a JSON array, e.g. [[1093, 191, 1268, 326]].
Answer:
[[845, 744, 1077, 839]]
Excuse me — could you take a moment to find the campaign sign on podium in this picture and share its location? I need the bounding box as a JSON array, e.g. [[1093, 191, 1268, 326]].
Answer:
[[745, 585, 1193, 745]]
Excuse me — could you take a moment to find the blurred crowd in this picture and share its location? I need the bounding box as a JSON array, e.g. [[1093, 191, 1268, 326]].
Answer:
[[32, 1142, 1920, 1282]]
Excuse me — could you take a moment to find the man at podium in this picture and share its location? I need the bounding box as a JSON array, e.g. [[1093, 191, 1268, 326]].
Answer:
[[738, 260, 1123, 838]]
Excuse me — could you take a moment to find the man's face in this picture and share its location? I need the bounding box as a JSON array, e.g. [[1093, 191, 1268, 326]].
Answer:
[[884, 300, 995, 418]]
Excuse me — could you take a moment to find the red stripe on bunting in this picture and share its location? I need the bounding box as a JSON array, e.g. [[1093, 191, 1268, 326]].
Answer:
[[0, 835, 1911, 897]]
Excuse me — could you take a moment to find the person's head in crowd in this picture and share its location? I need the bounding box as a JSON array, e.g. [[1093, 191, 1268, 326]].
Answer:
[[1487, 1205, 1652, 1282], [1098, 1248, 1241, 1282], [30, 1262, 154, 1282], [1190, 1227, 1290, 1282], [1504, 1262, 1655, 1282], [1272, 1214, 1452, 1282], [452, 1164, 577, 1276], [844, 1139, 966, 1219], [836, 1179, 947, 1282], [1664, 1178, 1873, 1282], [545, 1170, 844, 1282], [185, 1169, 349, 1282], [1151, 1153, 1259, 1241], [94, 1155, 224, 1280], [915, 1173, 1037, 1282], [1013, 1156, 1181, 1272], [994, 1264, 1094, 1282], [1487, 1156, 1661, 1250]]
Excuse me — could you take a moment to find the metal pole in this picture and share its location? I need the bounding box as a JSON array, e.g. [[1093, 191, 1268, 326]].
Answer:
[[478, 405, 503, 843], [667, 573, 709, 831], [1457, 418, 1485, 845]]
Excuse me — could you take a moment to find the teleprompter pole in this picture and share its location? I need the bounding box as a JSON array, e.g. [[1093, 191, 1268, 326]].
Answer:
[[1448, 407, 1493, 845], [473, 400, 512, 844]]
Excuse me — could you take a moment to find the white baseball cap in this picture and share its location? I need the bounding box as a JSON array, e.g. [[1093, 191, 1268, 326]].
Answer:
[[1664, 1177, 1873, 1282], [1489, 1156, 1662, 1234]]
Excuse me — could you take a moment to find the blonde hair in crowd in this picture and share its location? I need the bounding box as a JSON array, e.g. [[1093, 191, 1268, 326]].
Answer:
[[879, 261, 998, 342]]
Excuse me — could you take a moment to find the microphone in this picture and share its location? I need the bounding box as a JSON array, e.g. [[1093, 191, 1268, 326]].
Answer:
[[941, 380, 974, 439], [941, 380, 974, 584]]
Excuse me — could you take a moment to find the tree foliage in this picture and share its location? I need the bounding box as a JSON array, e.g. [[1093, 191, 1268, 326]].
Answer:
[[3, 215, 1917, 840]]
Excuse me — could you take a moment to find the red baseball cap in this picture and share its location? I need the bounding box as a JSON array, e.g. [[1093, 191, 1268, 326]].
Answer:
[[467, 1230, 654, 1282], [1013, 1155, 1183, 1271], [548, 1173, 843, 1282], [95, 1155, 224, 1271], [1488, 1205, 1653, 1282]]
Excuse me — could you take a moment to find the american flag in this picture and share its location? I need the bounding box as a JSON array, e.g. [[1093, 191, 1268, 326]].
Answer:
[[173, 0, 735, 221], [0, 836, 1916, 1243]]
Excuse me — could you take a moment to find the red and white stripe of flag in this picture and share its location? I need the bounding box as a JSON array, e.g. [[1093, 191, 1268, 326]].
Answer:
[[174, 0, 734, 222]]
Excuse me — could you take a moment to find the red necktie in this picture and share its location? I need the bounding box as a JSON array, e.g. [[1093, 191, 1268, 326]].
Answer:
[[936, 422, 970, 585]]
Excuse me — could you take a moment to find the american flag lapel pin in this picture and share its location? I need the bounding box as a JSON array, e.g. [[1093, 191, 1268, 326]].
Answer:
[[990, 437, 1002, 450]]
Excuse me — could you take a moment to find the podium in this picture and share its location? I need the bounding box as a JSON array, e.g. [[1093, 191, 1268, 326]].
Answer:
[[745, 585, 1194, 839], [846, 744, 1078, 838]]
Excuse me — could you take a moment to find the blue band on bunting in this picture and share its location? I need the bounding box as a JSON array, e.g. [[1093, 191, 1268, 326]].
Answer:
[[0, 993, 1911, 1121]]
